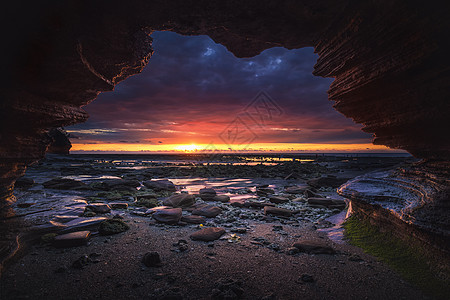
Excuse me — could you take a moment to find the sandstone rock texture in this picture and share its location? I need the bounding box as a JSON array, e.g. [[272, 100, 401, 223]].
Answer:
[[0, 1, 448, 243]]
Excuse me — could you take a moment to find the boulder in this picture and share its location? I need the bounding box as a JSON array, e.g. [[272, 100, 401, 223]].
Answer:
[[143, 179, 176, 192], [192, 204, 222, 218], [181, 215, 206, 224], [264, 206, 296, 217], [199, 188, 216, 200], [269, 195, 289, 204], [109, 202, 128, 209], [190, 227, 225, 241], [285, 185, 309, 194], [142, 251, 162, 267], [256, 187, 275, 196], [212, 195, 230, 203], [163, 193, 195, 208], [53, 231, 91, 248], [86, 203, 111, 214], [152, 208, 182, 224], [98, 219, 130, 235]]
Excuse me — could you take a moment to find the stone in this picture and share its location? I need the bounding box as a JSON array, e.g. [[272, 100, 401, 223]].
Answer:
[[98, 219, 130, 235], [264, 206, 296, 217], [190, 227, 226, 241], [181, 215, 206, 224], [163, 193, 195, 208], [145, 206, 172, 214], [53, 231, 91, 248], [152, 208, 182, 224], [143, 179, 176, 192], [307, 198, 346, 209], [136, 196, 158, 208], [58, 217, 108, 233], [199, 188, 216, 200], [103, 179, 140, 189], [301, 274, 314, 283], [192, 204, 222, 218], [269, 195, 289, 204], [109, 202, 128, 209], [292, 239, 336, 254], [47, 127, 72, 154], [43, 178, 86, 190], [304, 189, 325, 199], [86, 203, 111, 214], [256, 187, 275, 196], [212, 194, 230, 203], [243, 201, 275, 208], [285, 185, 309, 194], [142, 251, 161, 267]]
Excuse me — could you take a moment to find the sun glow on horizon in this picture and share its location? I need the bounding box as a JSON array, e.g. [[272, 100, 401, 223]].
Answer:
[[70, 142, 406, 154]]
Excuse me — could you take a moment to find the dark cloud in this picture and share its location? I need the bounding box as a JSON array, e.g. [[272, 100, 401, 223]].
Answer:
[[68, 31, 373, 146]]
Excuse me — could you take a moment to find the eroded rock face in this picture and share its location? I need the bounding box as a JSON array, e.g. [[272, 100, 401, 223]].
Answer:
[[338, 161, 450, 249], [0, 1, 449, 222]]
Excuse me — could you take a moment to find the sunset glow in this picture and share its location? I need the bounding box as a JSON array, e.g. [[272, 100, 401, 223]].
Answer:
[[71, 142, 399, 153]]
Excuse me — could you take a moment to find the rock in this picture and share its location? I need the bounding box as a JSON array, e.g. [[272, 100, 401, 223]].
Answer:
[[292, 239, 336, 254], [47, 127, 72, 154], [98, 219, 130, 235], [143, 179, 176, 192], [163, 193, 195, 208], [269, 195, 289, 204], [231, 228, 247, 233], [57, 217, 108, 233], [53, 231, 91, 248], [109, 202, 128, 209], [304, 189, 325, 199], [136, 196, 158, 208], [103, 179, 140, 189], [192, 204, 222, 218], [145, 206, 172, 214], [307, 176, 350, 188], [243, 201, 275, 208], [142, 251, 161, 267], [86, 203, 111, 213], [190, 227, 226, 241], [181, 215, 206, 224], [230, 199, 246, 207], [301, 274, 314, 283], [211, 278, 244, 299], [307, 198, 346, 209], [14, 177, 34, 188], [173, 239, 189, 252], [17, 202, 35, 208], [286, 247, 300, 255], [152, 208, 182, 224], [285, 185, 309, 194], [264, 206, 296, 217], [199, 188, 216, 200], [256, 187, 275, 196], [212, 194, 230, 203], [43, 178, 86, 190]]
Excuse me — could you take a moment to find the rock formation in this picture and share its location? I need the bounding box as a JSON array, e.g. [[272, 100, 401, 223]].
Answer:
[[47, 128, 72, 155], [0, 1, 448, 246]]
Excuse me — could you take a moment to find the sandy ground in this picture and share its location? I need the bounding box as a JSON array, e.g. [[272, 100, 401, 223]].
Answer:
[[0, 220, 427, 300]]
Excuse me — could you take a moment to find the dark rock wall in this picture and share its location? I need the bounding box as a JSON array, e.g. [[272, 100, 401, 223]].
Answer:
[[0, 0, 449, 217], [47, 128, 72, 155]]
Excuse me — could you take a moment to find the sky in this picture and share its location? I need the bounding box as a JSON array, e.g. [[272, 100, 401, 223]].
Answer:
[[67, 31, 402, 153]]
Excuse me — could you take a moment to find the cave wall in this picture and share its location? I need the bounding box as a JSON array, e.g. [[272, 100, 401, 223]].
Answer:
[[0, 0, 449, 216]]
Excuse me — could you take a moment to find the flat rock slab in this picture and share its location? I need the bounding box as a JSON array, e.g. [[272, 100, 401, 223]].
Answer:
[[53, 231, 91, 248], [307, 198, 346, 209], [181, 215, 206, 224], [143, 179, 176, 192], [244, 201, 275, 208], [192, 205, 222, 218], [86, 203, 111, 213], [153, 208, 182, 224], [43, 178, 86, 190], [264, 206, 296, 217], [269, 195, 289, 204], [190, 227, 225, 241], [292, 239, 336, 254], [163, 194, 195, 208], [285, 185, 309, 194], [109, 202, 128, 209], [58, 217, 108, 233], [256, 187, 275, 196], [212, 195, 230, 203], [307, 176, 350, 188]]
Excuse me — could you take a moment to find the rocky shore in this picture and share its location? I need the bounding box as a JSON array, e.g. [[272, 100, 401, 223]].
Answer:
[[0, 154, 433, 299]]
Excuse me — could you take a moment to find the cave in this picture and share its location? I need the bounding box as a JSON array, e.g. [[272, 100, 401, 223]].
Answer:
[[0, 0, 449, 298]]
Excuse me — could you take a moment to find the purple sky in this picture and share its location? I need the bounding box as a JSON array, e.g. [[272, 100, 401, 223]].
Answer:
[[67, 31, 375, 148]]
